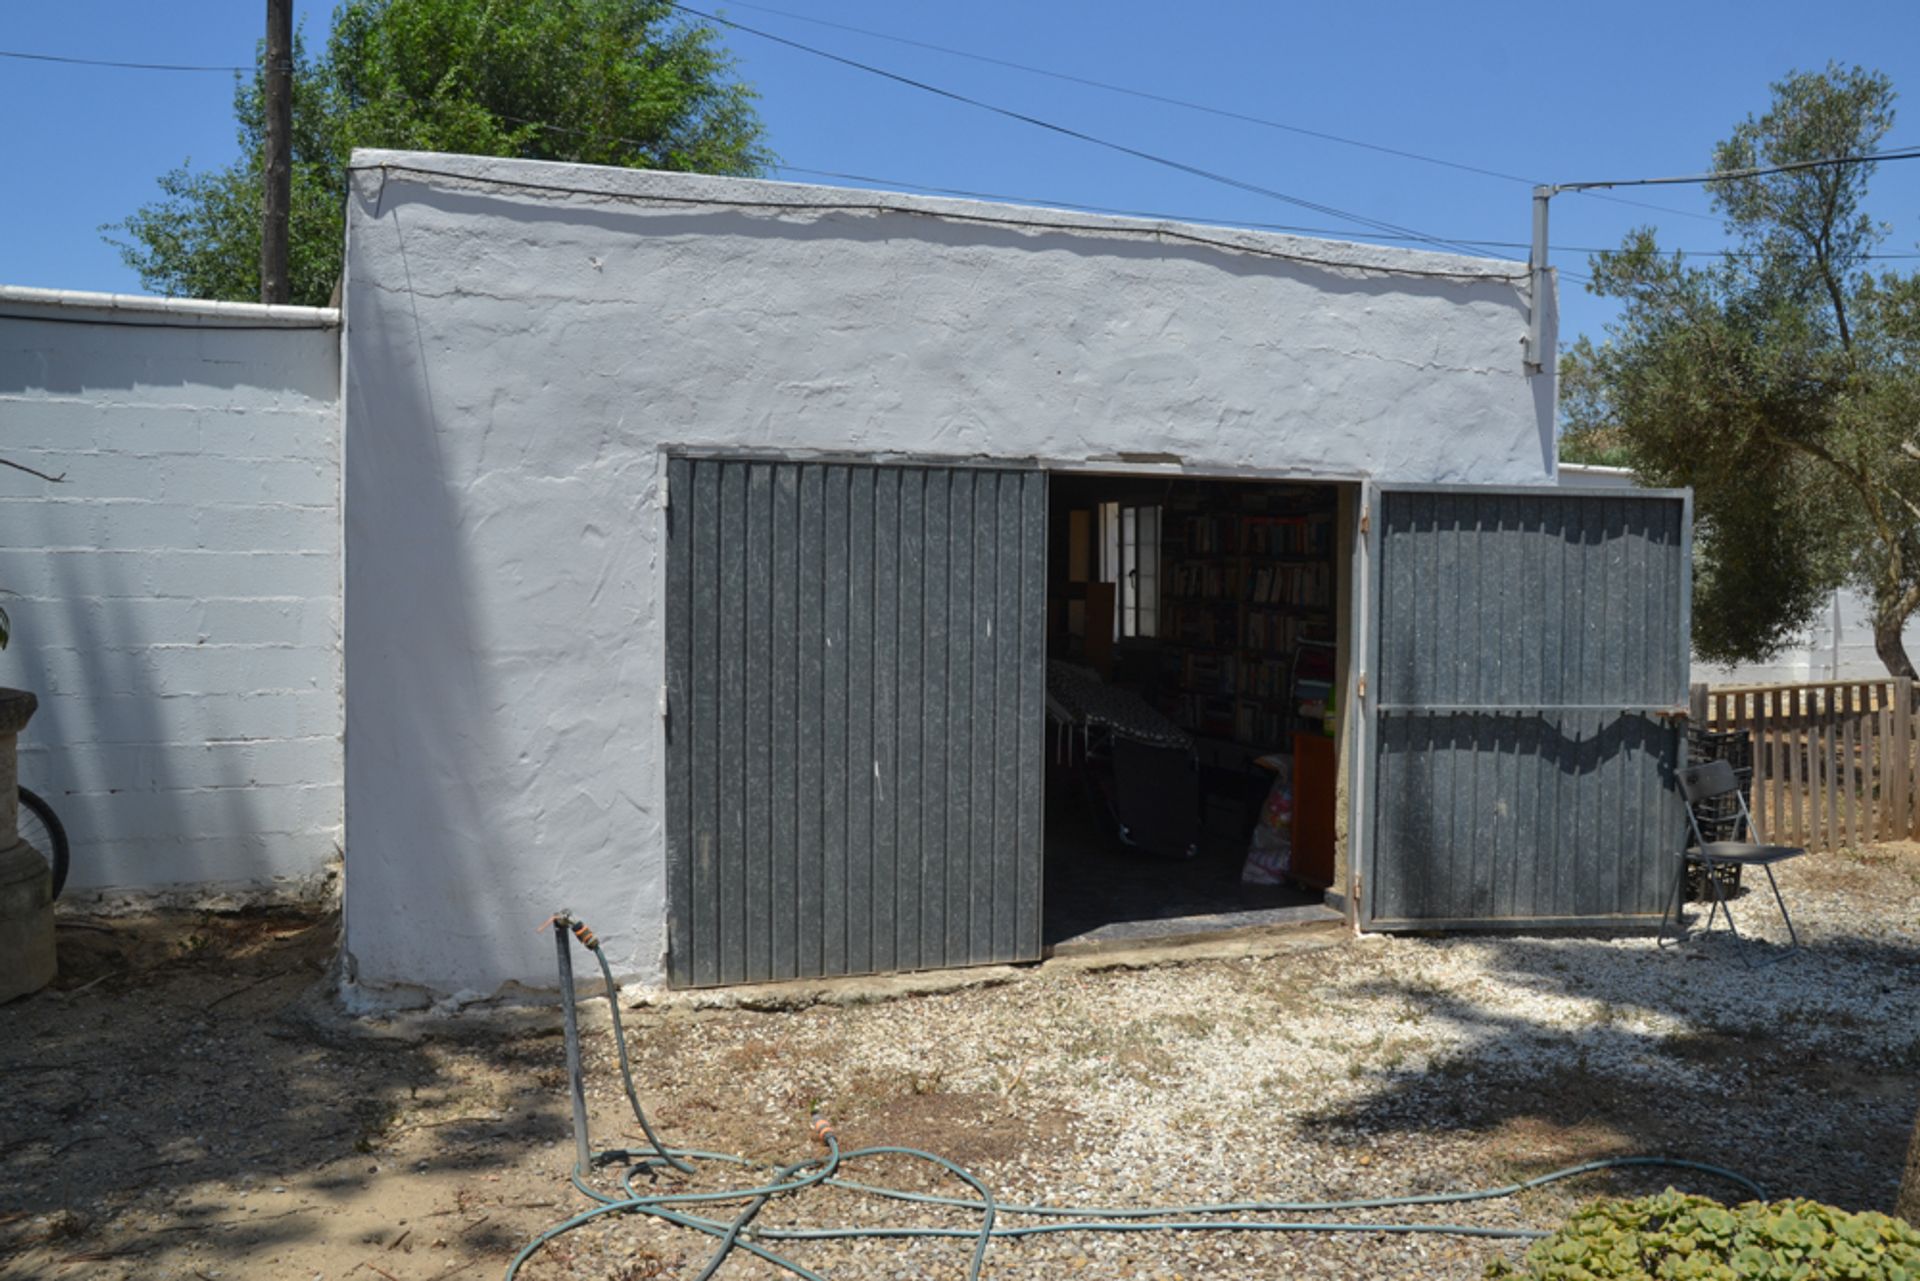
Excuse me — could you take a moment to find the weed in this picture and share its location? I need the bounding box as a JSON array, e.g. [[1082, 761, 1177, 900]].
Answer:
[[1840, 845, 1896, 868], [352, 1100, 401, 1153], [1161, 1012, 1216, 1040]]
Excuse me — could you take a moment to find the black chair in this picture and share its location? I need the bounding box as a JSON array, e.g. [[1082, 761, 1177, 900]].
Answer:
[[1658, 759, 1806, 965]]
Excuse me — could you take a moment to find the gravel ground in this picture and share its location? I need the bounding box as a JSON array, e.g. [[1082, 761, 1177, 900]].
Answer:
[[3, 843, 1916, 1281]]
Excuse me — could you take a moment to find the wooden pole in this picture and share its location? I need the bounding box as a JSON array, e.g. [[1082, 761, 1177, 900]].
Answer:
[[261, 0, 293, 305], [1900, 677, 1916, 839], [1786, 685, 1804, 844]]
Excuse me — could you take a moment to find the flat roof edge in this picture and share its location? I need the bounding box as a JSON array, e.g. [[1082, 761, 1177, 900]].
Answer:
[[350, 149, 1530, 283], [0, 284, 339, 328]]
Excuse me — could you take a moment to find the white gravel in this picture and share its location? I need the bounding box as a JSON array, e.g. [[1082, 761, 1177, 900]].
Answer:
[[522, 846, 1920, 1280]]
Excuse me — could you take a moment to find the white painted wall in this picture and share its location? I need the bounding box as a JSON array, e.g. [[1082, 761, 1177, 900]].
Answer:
[[0, 287, 342, 900], [342, 151, 1559, 997], [1558, 463, 1914, 684]]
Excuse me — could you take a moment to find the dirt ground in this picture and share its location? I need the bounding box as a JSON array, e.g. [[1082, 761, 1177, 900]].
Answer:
[[2, 843, 1917, 1281]]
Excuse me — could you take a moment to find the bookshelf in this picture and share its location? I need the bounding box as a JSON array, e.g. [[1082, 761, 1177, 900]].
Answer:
[[1158, 491, 1337, 750]]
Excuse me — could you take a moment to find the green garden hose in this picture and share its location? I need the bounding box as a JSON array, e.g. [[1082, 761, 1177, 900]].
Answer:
[[504, 923, 1769, 1280]]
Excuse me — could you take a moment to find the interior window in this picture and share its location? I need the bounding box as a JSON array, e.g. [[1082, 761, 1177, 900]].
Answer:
[[1100, 501, 1160, 638]]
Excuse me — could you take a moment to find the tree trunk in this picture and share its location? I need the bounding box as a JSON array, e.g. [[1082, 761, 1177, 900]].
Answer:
[[1874, 596, 1919, 680], [1900, 1106, 1920, 1224]]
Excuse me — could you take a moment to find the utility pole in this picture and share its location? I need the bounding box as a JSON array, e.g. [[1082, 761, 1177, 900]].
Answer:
[[261, 0, 293, 305], [1524, 184, 1557, 375]]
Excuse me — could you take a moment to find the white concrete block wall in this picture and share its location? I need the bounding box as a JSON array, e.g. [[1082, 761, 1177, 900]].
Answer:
[[0, 287, 342, 900], [342, 152, 1558, 997]]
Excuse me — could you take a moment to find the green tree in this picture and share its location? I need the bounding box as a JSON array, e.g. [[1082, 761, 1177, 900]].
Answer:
[[1560, 64, 1920, 676], [109, 0, 770, 307]]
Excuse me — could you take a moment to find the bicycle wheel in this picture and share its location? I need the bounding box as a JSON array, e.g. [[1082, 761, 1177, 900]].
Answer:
[[18, 786, 69, 900]]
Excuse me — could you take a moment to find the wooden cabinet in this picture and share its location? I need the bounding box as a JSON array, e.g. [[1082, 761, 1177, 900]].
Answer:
[[1291, 731, 1335, 889]]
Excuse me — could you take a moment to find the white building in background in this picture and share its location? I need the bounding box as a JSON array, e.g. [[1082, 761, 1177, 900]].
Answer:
[[1559, 463, 1910, 685]]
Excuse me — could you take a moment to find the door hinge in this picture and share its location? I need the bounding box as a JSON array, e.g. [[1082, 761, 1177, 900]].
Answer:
[[1357, 673, 1367, 701], [658, 469, 670, 511], [659, 683, 670, 720], [1359, 508, 1370, 534]]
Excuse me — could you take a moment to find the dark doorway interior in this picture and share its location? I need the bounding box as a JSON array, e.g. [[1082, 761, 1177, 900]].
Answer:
[[1042, 473, 1345, 950]]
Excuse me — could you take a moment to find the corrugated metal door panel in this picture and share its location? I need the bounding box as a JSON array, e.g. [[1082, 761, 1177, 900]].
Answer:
[[1367, 487, 1690, 927], [665, 458, 1046, 987]]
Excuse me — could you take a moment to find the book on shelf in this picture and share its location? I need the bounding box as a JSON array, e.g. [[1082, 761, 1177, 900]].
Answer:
[[1247, 563, 1329, 608], [1167, 561, 1242, 600], [1159, 495, 1338, 747], [1170, 512, 1334, 559]]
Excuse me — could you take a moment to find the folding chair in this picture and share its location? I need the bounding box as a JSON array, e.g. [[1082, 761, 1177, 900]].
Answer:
[[1657, 759, 1806, 965]]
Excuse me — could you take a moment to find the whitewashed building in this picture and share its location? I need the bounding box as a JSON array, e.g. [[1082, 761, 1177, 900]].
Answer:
[[337, 152, 1691, 1000]]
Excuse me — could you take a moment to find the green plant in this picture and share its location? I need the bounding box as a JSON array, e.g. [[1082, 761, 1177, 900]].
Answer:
[[112, 0, 772, 307], [1487, 1190, 1920, 1280]]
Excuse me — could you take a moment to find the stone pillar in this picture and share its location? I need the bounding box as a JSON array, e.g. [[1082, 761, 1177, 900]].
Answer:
[[0, 689, 53, 1001]]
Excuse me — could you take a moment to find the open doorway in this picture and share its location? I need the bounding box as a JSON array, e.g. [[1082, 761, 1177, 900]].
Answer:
[[1043, 473, 1350, 949]]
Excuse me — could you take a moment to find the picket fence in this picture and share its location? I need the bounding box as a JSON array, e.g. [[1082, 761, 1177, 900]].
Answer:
[[1692, 678, 1917, 851]]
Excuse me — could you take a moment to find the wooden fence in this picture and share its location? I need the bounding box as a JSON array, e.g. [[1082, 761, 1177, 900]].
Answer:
[[1693, 678, 1917, 850]]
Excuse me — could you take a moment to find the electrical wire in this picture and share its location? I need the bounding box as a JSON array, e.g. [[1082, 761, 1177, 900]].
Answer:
[[0, 48, 247, 73], [666, 2, 1505, 263], [495, 114, 1555, 266], [716, 0, 1719, 226], [1554, 146, 1920, 191], [769, 164, 1920, 263], [504, 924, 1775, 1281]]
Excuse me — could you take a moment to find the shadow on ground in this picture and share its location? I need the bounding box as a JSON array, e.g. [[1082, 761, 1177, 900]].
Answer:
[[1297, 916, 1920, 1215], [0, 909, 572, 1280]]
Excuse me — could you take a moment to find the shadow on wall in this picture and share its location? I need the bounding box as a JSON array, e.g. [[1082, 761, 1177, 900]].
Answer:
[[343, 206, 515, 993], [0, 323, 340, 402], [9, 533, 266, 893]]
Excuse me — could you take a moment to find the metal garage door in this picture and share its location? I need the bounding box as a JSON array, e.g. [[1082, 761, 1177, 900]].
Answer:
[[664, 458, 1046, 987], [1365, 485, 1691, 927]]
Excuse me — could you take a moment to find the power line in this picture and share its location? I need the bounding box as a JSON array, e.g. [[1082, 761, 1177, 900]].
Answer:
[[502, 115, 1557, 272], [667, 2, 1507, 263], [779, 158, 1598, 281], [771, 166, 1919, 268], [1553, 146, 1920, 192], [717, 0, 1719, 226], [771, 163, 1570, 252], [0, 48, 247, 73]]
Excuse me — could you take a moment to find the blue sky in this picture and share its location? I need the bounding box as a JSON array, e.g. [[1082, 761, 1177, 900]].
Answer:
[[3, 0, 1918, 355]]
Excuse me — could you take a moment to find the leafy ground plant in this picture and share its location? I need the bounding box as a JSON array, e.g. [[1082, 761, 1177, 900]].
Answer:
[[1487, 1189, 1920, 1280]]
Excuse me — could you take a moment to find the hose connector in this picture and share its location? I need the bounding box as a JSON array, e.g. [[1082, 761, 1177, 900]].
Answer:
[[810, 1117, 836, 1147], [539, 912, 601, 951]]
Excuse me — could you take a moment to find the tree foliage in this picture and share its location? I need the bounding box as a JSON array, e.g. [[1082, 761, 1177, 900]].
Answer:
[[1560, 64, 1920, 676], [109, 0, 770, 307]]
